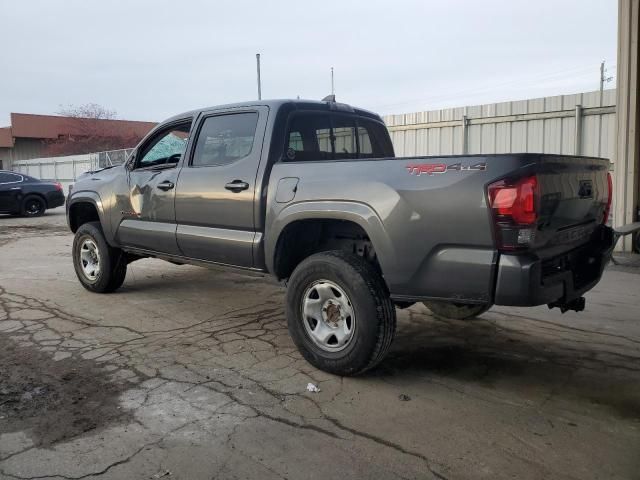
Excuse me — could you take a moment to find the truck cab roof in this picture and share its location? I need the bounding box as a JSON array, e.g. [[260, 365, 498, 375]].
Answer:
[[162, 99, 383, 124]]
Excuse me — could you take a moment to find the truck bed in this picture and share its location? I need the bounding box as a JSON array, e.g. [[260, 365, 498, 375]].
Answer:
[[265, 153, 612, 305]]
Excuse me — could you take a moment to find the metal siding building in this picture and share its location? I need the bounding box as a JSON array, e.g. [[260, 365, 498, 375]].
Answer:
[[383, 89, 617, 161]]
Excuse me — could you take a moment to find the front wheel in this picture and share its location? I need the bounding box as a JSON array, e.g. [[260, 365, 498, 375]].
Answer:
[[72, 221, 127, 293], [286, 251, 396, 376], [423, 301, 491, 320]]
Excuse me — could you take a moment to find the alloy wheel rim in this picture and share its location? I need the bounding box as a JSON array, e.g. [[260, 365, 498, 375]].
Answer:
[[301, 280, 355, 352], [79, 239, 101, 281], [26, 200, 42, 215]]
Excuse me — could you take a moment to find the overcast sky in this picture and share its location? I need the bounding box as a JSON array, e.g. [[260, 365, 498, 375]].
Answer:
[[0, 0, 618, 124]]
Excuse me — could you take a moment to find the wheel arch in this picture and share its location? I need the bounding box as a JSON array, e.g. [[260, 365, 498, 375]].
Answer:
[[67, 192, 107, 235], [266, 201, 396, 282]]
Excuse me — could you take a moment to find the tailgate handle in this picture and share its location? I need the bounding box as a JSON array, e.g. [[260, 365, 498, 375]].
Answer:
[[225, 180, 250, 192]]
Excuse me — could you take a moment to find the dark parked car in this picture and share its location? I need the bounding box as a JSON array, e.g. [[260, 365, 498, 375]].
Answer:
[[0, 170, 65, 216]]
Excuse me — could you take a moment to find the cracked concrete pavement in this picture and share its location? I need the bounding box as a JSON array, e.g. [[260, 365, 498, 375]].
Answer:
[[0, 208, 639, 479]]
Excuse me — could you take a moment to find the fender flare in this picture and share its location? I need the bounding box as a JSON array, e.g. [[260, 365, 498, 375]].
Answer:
[[265, 200, 396, 276], [66, 191, 110, 239]]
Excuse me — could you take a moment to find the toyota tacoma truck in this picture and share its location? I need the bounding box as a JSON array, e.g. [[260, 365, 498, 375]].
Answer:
[[66, 98, 616, 375]]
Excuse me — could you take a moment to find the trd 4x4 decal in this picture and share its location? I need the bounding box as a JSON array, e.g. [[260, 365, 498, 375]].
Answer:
[[406, 162, 487, 176]]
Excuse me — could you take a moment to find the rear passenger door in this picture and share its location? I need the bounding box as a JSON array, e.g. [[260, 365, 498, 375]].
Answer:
[[175, 107, 268, 267]]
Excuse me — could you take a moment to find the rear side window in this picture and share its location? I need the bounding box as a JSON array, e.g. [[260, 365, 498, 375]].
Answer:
[[357, 118, 394, 158], [0, 172, 23, 184], [287, 114, 333, 161], [284, 113, 393, 162], [192, 112, 259, 167], [331, 116, 357, 157]]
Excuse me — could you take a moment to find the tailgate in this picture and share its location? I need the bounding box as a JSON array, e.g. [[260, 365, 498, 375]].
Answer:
[[487, 154, 611, 256], [533, 156, 610, 254]]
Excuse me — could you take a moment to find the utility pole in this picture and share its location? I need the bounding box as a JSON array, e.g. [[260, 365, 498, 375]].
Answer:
[[256, 53, 262, 100], [599, 60, 613, 106], [597, 60, 614, 157], [331, 67, 335, 96]]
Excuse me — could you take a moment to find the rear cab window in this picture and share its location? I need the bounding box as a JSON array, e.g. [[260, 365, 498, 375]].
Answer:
[[284, 112, 393, 162]]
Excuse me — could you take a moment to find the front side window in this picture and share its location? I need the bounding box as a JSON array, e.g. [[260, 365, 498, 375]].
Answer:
[[192, 112, 259, 167], [137, 122, 192, 169], [284, 113, 393, 162]]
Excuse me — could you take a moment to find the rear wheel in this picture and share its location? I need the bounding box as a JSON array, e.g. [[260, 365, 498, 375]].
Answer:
[[286, 251, 396, 376], [21, 195, 46, 217], [73, 221, 127, 293], [423, 301, 491, 320]]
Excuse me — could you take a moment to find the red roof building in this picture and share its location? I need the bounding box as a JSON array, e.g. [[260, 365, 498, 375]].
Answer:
[[0, 113, 157, 170]]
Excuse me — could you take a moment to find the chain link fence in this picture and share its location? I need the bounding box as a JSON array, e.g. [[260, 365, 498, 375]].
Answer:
[[11, 148, 134, 192]]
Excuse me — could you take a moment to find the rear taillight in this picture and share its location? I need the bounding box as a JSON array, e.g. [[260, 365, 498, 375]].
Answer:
[[488, 175, 538, 251], [603, 172, 612, 225], [55, 182, 63, 191]]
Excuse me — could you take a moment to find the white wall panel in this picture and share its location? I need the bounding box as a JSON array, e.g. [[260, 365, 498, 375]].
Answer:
[[385, 89, 616, 164]]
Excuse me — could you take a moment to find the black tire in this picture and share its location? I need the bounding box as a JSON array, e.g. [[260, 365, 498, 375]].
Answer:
[[21, 195, 46, 217], [72, 221, 127, 293], [286, 250, 396, 376], [423, 301, 491, 320]]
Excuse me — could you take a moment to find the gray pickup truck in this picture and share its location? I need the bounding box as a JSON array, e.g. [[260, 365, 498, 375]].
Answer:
[[67, 98, 615, 375]]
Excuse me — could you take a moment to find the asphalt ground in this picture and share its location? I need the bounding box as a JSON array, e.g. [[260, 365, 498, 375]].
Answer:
[[0, 208, 639, 479]]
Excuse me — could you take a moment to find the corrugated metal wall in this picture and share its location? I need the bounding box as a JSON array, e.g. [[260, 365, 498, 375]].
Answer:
[[383, 89, 617, 162]]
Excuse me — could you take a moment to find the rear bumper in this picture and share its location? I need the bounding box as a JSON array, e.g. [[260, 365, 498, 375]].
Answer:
[[494, 226, 615, 306], [46, 191, 65, 209]]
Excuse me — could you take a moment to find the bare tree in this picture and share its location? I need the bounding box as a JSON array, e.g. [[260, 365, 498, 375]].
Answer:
[[56, 103, 118, 120]]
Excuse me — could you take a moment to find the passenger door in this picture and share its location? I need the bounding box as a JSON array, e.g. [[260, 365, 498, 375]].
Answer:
[[117, 119, 192, 255], [0, 172, 24, 212], [175, 108, 267, 267]]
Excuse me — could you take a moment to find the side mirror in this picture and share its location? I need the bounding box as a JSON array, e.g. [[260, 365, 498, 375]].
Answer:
[[125, 154, 136, 171]]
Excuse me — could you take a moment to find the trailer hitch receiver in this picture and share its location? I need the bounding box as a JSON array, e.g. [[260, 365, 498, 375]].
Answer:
[[548, 297, 586, 314]]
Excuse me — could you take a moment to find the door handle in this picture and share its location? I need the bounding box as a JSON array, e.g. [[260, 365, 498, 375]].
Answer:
[[157, 181, 175, 191], [225, 180, 250, 192]]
